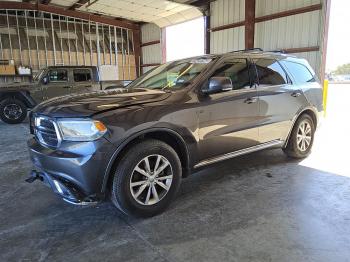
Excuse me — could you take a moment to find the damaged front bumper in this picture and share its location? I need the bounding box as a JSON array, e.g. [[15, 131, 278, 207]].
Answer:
[[26, 170, 99, 205]]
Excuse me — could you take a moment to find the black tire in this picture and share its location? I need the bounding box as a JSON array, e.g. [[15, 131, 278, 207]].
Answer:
[[111, 139, 182, 217], [283, 114, 315, 158], [0, 98, 27, 124]]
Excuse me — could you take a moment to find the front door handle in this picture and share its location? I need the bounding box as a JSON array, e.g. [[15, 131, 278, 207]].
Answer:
[[244, 97, 258, 104], [63, 86, 72, 89], [291, 92, 301, 97]]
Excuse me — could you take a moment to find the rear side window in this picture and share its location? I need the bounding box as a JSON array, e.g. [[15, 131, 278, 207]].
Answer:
[[73, 69, 92, 82], [281, 61, 315, 83], [211, 59, 251, 90], [49, 69, 68, 82], [254, 59, 287, 86]]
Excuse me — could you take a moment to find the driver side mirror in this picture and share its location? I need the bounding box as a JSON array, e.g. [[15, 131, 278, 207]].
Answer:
[[42, 76, 48, 85], [202, 76, 233, 95]]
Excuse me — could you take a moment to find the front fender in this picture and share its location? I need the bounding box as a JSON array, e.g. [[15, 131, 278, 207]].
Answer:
[[100, 127, 196, 194]]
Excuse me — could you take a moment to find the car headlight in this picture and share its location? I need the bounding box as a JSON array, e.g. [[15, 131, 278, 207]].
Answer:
[[57, 119, 107, 141]]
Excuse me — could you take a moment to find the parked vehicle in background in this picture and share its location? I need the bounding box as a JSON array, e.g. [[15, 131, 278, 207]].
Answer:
[[0, 66, 128, 124], [27, 50, 323, 217]]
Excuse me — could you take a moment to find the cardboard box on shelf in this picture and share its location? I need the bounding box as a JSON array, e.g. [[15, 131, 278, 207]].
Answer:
[[0, 65, 16, 75]]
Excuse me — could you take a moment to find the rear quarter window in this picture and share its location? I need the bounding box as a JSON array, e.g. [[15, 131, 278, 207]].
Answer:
[[73, 69, 92, 82], [281, 61, 315, 83]]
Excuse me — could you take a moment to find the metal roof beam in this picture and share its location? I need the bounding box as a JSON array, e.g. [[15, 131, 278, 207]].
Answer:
[[68, 0, 89, 11], [0, 1, 138, 30]]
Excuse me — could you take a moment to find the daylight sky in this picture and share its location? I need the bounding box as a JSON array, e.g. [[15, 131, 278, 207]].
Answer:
[[326, 0, 350, 71], [166, 17, 204, 62]]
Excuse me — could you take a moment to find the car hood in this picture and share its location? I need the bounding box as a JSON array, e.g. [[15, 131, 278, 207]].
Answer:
[[32, 88, 171, 118]]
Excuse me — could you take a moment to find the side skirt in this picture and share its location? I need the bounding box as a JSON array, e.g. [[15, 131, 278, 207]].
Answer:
[[194, 140, 284, 169]]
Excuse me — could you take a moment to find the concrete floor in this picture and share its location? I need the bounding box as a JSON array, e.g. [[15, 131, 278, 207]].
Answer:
[[1, 85, 350, 262]]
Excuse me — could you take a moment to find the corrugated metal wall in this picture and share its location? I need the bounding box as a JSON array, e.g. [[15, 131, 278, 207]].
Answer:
[[255, 0, 323, 75], [210, 0, 245, 53], [141, 23, 162, 73], [209, 0, 326, 76]]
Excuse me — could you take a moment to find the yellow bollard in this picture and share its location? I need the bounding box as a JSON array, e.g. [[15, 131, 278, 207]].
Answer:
[[323, 79, 329, 117]]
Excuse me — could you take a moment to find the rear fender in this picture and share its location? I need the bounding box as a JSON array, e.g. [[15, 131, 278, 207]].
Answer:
[[0, 91, 36, 108]]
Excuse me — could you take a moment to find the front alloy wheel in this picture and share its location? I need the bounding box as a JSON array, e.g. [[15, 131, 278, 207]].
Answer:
[[111, 139, 182, 217], [130, 154, 173, 206]]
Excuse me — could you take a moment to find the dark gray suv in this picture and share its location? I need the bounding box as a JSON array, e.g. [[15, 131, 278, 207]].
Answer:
[[27, 50, 323, 217]]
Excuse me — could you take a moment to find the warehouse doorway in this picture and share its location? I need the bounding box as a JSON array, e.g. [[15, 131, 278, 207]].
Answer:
[[166, 17, 205, 62]]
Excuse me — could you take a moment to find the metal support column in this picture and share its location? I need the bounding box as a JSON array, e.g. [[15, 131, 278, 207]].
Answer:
[[42, 14, 48, 67], [73, 18, 78, 65], [51, 14, 57, 65], [67, 17, 71, 64], [126, 30, 131, 79], [24, 11, 32, 67], [59, 16, 64, 64], [114, 27, 118, 67], [15, 11, 23, 64], [81, 20, 86, 66], [96, 23, 101, 66], [101, 25, 106, 64], [34, 11, 40, 69], [245, 0, 256, 49], [89, 20, 92, 65], [108, 26, 112, 65], [121, 28, 125, 80]]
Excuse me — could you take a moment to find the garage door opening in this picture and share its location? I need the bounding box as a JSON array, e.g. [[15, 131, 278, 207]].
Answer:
[[165, 17, 205, 62]]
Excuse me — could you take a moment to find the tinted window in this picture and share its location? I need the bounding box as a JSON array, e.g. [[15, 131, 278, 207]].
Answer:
[[254, 59, 287, 86], [73, 69, 92, 82], [212, 59, 251, 90], [282, 61, 315, 83], [49, 69, 68, 82]]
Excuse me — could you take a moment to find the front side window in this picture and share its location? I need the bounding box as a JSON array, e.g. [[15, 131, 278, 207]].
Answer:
[[128, 58, 213, 90], [254, 59, 287, 86], [73, 69, 92, 82], [281, 61, 315, 83], [49, 69, 68, 82], [211, 59, 251, 90]]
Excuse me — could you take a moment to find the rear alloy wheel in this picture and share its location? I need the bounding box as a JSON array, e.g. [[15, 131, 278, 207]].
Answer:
[[283, 114, 315, 158], [111, 139, 181, 217], [0, 98, 27, 124]]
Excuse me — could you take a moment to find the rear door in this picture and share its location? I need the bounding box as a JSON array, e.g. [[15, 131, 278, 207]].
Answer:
[[253, 58, 307, 143], [71, 68, 95, 94], [198, 57, 260, 161], [44, 68, 70, 99], [280, 60, 323, 113]]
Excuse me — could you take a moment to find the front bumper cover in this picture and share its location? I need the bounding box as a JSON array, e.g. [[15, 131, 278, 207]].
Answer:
[[26, 169, 99, 205], [27, 137, 115, 205]]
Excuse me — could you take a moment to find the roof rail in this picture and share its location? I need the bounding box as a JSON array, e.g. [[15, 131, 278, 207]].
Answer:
[[268, 49, 286, 54], [230, 48, 263, 53]]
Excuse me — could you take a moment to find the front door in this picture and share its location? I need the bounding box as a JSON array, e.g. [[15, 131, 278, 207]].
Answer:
[[198, 58, 260, 161], [44, 69, 70, 100]]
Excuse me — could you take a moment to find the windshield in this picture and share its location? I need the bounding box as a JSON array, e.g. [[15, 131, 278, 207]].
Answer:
[[128, 58, 213, 90], [33, 69, 46, 82]]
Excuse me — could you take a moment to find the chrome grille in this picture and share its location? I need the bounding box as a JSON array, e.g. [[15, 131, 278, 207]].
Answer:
[[34, 116, 60, 148]]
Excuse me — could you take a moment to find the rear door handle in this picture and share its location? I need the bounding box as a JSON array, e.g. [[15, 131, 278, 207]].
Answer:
[[244, 97, 258, 104], [291, 92, 301, 97]]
